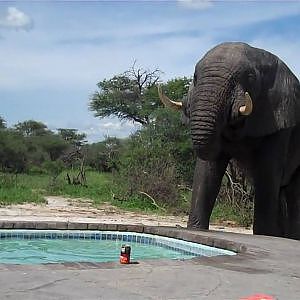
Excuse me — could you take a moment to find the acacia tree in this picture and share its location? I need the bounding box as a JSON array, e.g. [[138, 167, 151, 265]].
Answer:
[[14, 120, 49, 137], [0, 116, 6, 129], [89, 62, 162, 125], [0, 130, 27, 172], [84, 136, 123, 172], [57, 128, 87, 148]]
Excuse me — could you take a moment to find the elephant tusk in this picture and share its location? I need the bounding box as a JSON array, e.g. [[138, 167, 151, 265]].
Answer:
[[157, 85, 183, 110], [239, 92, 253, 116]]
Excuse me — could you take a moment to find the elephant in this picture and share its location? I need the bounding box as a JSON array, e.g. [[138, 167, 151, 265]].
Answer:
[[158, 42, 300, 240]]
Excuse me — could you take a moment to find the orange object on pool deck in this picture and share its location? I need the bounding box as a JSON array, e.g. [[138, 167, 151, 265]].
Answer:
[[240, 294, 275, 300], [120, 245, 131, 264]]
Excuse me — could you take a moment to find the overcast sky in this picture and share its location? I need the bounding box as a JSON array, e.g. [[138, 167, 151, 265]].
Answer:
[[1, 0, 300, 142]]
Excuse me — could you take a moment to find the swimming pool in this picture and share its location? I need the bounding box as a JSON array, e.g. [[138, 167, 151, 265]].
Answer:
[[0, 230, 235, 264]]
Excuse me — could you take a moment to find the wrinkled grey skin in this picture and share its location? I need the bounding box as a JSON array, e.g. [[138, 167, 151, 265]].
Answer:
[[184, 42, 300, 240]]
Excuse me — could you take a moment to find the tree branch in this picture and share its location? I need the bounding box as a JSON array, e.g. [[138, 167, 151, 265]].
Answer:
[[138, 191, 166, 211]]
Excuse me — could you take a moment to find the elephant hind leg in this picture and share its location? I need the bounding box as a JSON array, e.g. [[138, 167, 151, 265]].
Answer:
[[285, 168, 300, 240], [278, 188, 288, 237]]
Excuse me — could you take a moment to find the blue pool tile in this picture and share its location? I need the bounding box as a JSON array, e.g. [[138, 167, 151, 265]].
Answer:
[[0, 230, 236, 259]]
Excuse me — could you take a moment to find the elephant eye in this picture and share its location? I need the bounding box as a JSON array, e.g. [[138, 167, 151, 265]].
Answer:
[[247, 71, 257, 84], [248, 73, 256, 81]]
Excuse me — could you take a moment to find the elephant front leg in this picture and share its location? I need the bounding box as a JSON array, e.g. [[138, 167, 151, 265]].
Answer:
[[253, 177, 283, 237], [187, 157, 229, 229], [252, 133, 291, 237], [285, 167, 300, 240]]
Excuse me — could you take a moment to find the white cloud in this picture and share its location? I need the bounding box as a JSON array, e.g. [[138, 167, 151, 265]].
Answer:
[[178, 0, 213, 10], [81, 119, 139, 142], [46, 117, 139, 143], [0, 7, 33, 30]]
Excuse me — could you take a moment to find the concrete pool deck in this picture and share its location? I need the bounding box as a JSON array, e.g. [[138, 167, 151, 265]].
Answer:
[[0, 221, 299, 299]]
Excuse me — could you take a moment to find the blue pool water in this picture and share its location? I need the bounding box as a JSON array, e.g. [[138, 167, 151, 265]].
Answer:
[[0, 230, 235, 264]]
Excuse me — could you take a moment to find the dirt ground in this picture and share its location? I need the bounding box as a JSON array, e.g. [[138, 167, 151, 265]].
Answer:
[[0, 196, 252, 234]]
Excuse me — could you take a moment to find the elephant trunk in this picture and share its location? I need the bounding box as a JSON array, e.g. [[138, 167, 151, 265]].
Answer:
[[190, 84, 226, 160]]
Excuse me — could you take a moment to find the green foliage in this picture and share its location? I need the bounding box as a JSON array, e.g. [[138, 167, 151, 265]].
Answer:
[[162, 77, 192, 100], [104, 76, 195, 210], [0, 173, 45, 205], [25, 134, 68, 164], [0, 129, 28, 172], [150, 108, 195, 185], [0, 116, 6, 129], [42, 160, 65, 176], [149, 77, 194, 184], [84, 136, 123, 172], [0, 171, 115, 206], [14, 120, 49, 137], [36, 134, 69, 161], [217, 161, 254, 227], [49, 171, 114, 202], [57, 128, 87, 147], [89, 63, 162, 125], [0, 120, 85, 174], [112, 194, 161, 212], [211, 201, 253, 227], [118, 128, 180, 209]]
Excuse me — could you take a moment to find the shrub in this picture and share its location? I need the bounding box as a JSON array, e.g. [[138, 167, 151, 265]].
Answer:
[[117, 128, 180, 210], [217, 160, 254, 227]]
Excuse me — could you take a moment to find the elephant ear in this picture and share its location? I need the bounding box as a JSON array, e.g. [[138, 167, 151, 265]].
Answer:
[[245, 57, 300, 137]]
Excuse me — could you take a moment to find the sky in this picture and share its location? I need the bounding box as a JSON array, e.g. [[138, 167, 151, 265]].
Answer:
[[1, 0, 300, 142]]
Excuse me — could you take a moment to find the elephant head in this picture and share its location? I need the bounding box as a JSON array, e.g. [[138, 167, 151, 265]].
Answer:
[[159, 42, 300, 160]]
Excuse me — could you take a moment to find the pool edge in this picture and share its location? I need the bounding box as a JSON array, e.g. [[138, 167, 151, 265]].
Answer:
[[0, 220, 246, 254]]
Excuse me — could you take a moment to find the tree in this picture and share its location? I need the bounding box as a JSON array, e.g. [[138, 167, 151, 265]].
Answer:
[[89, 62, 162, 125], [57, 128, 87, 148], [112, 77, 194, 209], [0, 130, 27, 172], [14, 120, 49, 137], [34, 134, 69, 161], [118, 127, 180, 209], [161, 77, 192, 100], [0, 116, 6, 129], [85, 136, 123, 172]]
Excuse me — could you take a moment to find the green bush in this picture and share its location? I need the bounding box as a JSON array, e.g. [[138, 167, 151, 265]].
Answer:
[[42, 160, 64, 176], [216, 161, 254, 227], [116, 125, 181, 210]]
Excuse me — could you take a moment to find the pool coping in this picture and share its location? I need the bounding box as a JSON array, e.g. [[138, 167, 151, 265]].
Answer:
[[0, 220, 253, 271], [0, 220, 246, 253]]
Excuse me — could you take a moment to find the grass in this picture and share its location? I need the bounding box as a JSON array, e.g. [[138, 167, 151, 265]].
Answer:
[[211, 201, 253, 227], [0, 186, 44, 205], [0, 173, 46, 205], [0, 171, 120, 207], [49, 171, 114, 203], [112, 195, 163, 213], [0, 171, 182, 213], [0, 171, 253, 226]]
